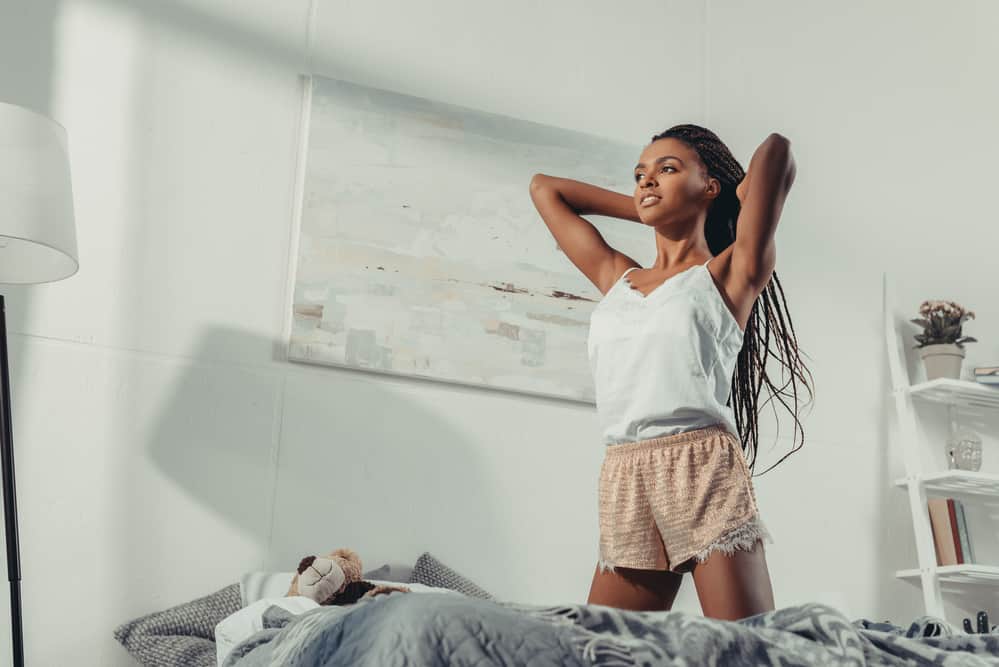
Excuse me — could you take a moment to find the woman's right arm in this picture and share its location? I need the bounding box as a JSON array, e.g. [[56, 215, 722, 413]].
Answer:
[[529, 174, 640, 294], [533, 174, 642, 222]]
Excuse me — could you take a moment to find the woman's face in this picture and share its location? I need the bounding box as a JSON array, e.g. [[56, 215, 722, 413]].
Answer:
[[633, 137, 716, 226]]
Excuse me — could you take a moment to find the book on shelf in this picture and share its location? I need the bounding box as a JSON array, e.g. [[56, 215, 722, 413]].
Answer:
[[928, 497, 955, 564], [927, 497, 974, 565], [954, 499, 975, 563]]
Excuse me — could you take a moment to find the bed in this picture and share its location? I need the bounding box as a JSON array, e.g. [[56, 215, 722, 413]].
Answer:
[[223, 592, 999, 666], [115, 553, 999, 666]]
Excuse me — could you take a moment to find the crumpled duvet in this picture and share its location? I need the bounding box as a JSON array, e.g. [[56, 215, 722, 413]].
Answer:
[[224, 590, 999, 666]]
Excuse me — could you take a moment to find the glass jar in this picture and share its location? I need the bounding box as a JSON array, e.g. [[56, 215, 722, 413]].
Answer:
[[945, 404, 983, 471]]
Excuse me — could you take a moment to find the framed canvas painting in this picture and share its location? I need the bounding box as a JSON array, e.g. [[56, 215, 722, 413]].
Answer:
[[286, 74, 651, 403]]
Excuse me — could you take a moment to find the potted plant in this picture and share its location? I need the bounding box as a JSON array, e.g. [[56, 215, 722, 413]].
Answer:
[[911, 300, 977, 380]]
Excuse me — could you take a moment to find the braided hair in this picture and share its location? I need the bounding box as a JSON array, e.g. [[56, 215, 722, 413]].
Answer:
[[650, 124, 814, 476]]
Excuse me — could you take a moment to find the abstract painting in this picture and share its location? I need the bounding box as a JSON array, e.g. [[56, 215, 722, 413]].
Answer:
[[287, 74, 650, 403]]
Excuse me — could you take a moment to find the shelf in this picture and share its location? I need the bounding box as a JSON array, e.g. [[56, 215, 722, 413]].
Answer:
[[885, 275, 999, 619], [895, 470, 999, 506], [902, 378, 999, 412], [896, 564, 999, 586]]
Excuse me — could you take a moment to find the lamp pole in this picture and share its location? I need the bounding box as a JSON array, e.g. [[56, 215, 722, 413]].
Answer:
[[0, 294, 23, 666]]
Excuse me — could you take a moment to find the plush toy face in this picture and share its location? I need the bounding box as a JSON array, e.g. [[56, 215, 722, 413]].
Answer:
[[295, 556, 347, 604], [287, 548, 364, 605]]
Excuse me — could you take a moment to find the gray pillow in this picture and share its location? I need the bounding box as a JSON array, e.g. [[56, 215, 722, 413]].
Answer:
[[113, 583, 241, 666], [363, 561, 415, 583], [408, 552, 494, 599]]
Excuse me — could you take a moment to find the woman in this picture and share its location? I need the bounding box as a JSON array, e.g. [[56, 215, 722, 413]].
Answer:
[[529, 125, 813, 620]]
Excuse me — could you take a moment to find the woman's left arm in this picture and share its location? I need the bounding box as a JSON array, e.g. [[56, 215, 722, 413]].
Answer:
[[732, 133, 796, 287]]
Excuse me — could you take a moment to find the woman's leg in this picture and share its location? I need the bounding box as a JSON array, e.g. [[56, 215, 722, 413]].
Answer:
[[586, 563, 684, 611], [690, 538, 775, 620]]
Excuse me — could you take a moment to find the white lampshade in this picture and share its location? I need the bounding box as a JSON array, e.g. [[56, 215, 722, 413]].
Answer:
[[0, 102, 78, 284]]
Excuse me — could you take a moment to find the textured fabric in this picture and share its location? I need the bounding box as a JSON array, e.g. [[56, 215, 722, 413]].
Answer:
[[217, 596, 320, 666], [587, 257, 745, 445], [219, 582, 463, 665], [113, 560, 437, 666], [408, 552, 494, 599], [362, 561, 414, 583], [597, 423, 773, 574], [113, 583, 242, 666], [224, 592, 584, 666], [225, 591, 999, 666]]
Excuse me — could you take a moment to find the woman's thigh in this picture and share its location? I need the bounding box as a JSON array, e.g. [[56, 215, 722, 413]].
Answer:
[[691, 538, 775, 620], [586, 563, 684, 611]]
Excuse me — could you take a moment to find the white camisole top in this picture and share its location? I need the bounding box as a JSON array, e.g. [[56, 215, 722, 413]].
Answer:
[[586, 256, 746, 445]]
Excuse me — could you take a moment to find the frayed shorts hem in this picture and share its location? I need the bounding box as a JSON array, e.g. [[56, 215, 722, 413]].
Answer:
[[598, 513, 774, 575], [668, 514, 775, 573], [597, 559, 661, 575]]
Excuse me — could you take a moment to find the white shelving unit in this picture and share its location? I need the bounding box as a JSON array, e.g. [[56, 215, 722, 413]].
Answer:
[[883, 273, 999, 618]]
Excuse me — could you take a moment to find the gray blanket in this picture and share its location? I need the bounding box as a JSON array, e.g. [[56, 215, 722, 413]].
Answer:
[[225, 591, 999, 666]]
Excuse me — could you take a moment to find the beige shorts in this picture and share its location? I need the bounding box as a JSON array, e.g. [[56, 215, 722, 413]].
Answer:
[[598, 424, 773, 575]]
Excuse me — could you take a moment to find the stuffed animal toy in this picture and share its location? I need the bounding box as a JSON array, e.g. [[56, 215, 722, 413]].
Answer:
[[286, 548, 410, 606]]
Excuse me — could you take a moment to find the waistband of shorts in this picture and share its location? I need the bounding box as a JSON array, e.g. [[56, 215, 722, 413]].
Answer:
[[604, 424, 736, 456]]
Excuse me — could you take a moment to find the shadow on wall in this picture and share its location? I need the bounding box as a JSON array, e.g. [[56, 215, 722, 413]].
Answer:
[[85, 0, 340, 75], [143, 325, 509, 593]]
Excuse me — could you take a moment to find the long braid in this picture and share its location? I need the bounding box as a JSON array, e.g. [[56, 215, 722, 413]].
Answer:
[[651, 124, 815, 476]]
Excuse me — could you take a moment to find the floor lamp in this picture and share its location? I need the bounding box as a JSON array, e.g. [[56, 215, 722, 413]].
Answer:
[[0, 102, 78, 667]]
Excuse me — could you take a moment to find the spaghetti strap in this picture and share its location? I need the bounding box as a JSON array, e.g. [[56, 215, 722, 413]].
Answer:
[[621, 266, 640, 280]]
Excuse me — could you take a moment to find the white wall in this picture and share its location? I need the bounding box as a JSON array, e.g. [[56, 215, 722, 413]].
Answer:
[[1, 0, 998, 663]]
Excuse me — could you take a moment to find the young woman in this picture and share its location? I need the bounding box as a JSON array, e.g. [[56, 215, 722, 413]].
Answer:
[[529, 124, 813, 620]]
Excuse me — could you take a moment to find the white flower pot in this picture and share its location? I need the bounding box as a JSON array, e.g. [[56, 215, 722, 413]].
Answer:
[[918, 343, 965, 380]]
